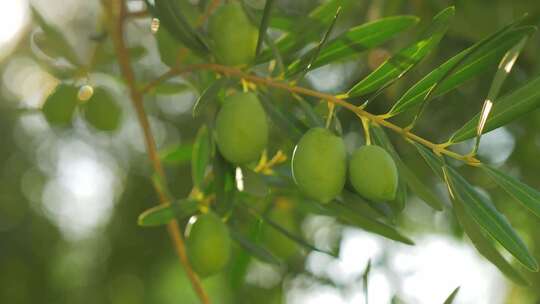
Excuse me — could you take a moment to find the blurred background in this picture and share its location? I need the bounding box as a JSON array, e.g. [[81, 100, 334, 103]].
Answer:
[[1, 0, 540, 303]]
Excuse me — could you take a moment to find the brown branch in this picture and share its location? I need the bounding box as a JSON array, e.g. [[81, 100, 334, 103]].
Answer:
[[107, 1, 210, 304], [141, 63, 480, 166], [195, 0, 222, 28]]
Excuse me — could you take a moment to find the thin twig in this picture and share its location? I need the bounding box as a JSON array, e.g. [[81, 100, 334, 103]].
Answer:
[[141, 63, 481, 166], [195, 0, 221, 28], [107, 1, 210, 304]]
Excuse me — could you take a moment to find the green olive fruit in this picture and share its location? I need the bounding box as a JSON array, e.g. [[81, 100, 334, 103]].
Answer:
[[185, 212, 231, 277], [215, 92, 268, 164], [209, 3, 258, 66], [42, 84, 78, 127], [292, 127, 346, 203], [261, 205, 299, 260], [349, 145, 398, 202], [82, 88, 122, 132]]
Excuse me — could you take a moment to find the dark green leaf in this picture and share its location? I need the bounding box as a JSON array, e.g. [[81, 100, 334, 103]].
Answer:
[[31, 6, 80, 65], [288, 6, 342, 78], [450, 75, 540, 142], [257, 0, 344, 63], [213, 151, 236, 215], [389, 26, 535, 116], [482, 165, 540, 219], [237, 168, 270, 197], [363, 260, 371, 304], [295, 95, 325, 128], [191, 125, 212, 188], [287, 15, 419, 76], [153, 0, 210, 54], [255, 0, 275, 56], [450, 187, 529, 285], [446, 167, 538, 271], [192, 77, 231, 117], [442, 286, 460, 304], [398, 159, 445, 211], [137, 199, 199, 227], [258, 92, 305, 142], [347, 7, 455, 97], [160, 144, 193, 165], [230, 228, 281, 265], [325, 201, 415, 245], [262, 213, 337, 257]]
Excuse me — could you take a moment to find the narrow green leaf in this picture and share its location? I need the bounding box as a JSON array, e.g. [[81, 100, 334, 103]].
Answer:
[[340, 190, 388, 220], [137, 199, 199, 227], [482, 165, 540, 219], [287, 16, 419, 76], [288, 6, 342, 78], [415, 144, 530, 283], [294, 95, 325, 128], [325, 201, 415, 245], [450, 188, 529, 285], [363, 259, 371, 304], [159, 144, 193, 165], [153, 0, 210, 54], [398, 159, 445, 211], [237, 168, 269, 198], [446, 167, 538, 271], [389, 26, 535, 116], [31, 6, 80, 65], [263, 213, 337, 257], [258, 92, 305, 142], [192, 77, 231, 117], [230, 228, 282, 265], [255, 0, 275, 56], [450, 75, 540, 142], [191, 125, 212, 188], [213, 151, 236, 215], [257, 0, 344, 63], [442, 287, 460, 304], [347, 7, 455, 97]]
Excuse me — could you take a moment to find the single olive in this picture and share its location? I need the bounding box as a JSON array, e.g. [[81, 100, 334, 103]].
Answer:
[[208, 3, 258, 66], [261, 205, 299, 260], [291, 127, 346, 203], [82, 88, 122, 132], [215, 92, 268, 164], [42, 84, 78, 127], [349, 145, 398, 202], [185, 212, 231, 277]]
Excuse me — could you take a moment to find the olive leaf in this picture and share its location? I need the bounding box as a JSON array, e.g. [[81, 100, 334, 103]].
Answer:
[[191, 125, 213, 188], [31, 6, 80, 65], [389, 25, 535, 116], [255, 0, 275, 56], [229, 228, 282, 266], [325, 201, 414, 245], [258, 92, 305, 142], [152, 0, 210, 54], [256, 0, 344, 63], [481, 165, 540, 219], [442, 287, 460, 304], [137, 199, 199, 227], [415, 144, 538, 271], [287, 15, 419, 76], [347, 7, 455, 97], [159, 143, 193, 165], [450, 186, 529, 285], [449, 75, 540, 143], [192, 77, 232, 118]]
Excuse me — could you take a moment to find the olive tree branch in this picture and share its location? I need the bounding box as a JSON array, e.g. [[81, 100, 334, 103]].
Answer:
[[107, 1, 210, 303], [141, 63, 480, 166]]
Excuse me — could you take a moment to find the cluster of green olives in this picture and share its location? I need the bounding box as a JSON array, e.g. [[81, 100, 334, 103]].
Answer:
[[184, 3, 398, 278], [292, 128, 399, 203]]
